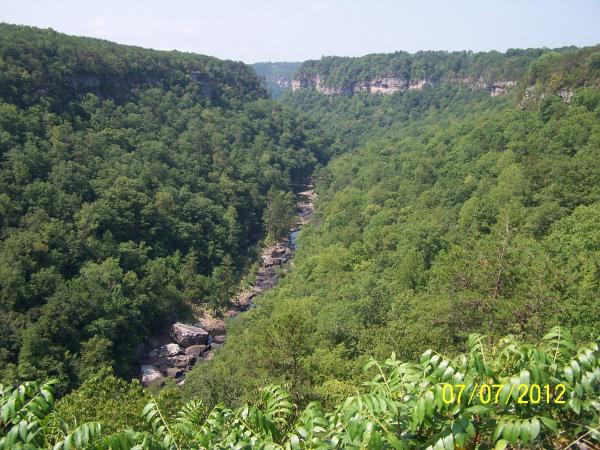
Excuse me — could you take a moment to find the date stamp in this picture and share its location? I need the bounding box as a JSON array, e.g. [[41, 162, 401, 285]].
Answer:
[[440, 383, 566, 405]]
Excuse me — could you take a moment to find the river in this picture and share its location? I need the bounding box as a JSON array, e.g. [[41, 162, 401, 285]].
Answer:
[[140, 186, 316, 386]]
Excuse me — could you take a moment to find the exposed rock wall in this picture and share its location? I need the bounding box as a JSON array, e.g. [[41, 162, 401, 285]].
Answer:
[[66, 70, 215, 101], [291, 74, 517, 97], [276, 77, 292, 88]]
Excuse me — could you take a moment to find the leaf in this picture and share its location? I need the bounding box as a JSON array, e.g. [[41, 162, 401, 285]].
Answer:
[[465, 405, 490, 415], [519, 419, 530, 444], [539, 416, 558, 433], [385, 432, 406, 449], [494, 439, 508, 450], [442, 433, 454, 450], [570, 360, 581, 381], [569, 397, 581, 415], [493, 421, 505, 441], [414, 398, 426, 425], [503, 421, 520, 444], [564, 365, 574, 382], [530, 417, 540, 440], [421, 350, 433, 366]]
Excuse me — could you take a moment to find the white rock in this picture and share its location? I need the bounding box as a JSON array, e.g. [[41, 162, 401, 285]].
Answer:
[[141, 365, 162, 386], [171, 323, 209, 347], [158, 343, 182, 357]]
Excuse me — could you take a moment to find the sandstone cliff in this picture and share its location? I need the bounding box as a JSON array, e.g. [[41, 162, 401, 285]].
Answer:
[[291, 74, 517, 96]]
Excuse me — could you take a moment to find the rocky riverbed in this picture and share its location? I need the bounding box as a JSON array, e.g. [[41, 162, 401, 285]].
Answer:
[[140, 187, 315, 386]]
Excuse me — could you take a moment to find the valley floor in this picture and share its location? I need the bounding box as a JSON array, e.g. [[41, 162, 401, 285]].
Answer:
[[140, 187, 316, 386]]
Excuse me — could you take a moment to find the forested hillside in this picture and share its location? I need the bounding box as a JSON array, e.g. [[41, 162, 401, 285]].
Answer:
[[290, 46, 600, 100], [0, 25, 266, 108], [294, 49, 548, 86], [1, 24, 600, 449], [180, 46, 600, 447], [0, 24, 329, 392]]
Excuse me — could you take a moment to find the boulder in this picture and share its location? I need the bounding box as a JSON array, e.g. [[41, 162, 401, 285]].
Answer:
[[237, 291, 255, 306], [166, 367, 184, 378], [271, 257, 285, 266], [141, 365, 163, 386], [261, 254, 274, 266], [196, 316, 227, 334], [171, 323, 209, 347], [185, 345, 207, 358], [155, 358, 174, 372], [178, 354, 197, 368], [270, 244, 287, 257], [168, 354, 197, 368], [213, 335, 226, 344], [225, 309, 239, 318], [158, 343, 182, 357]]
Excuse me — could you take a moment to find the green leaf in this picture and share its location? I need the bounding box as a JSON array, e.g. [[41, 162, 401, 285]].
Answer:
[[570, 360, 581, 381], [494, 439, 508, 450], [539, 416, 558, 433], [519, 419, 530, 444], [503, 421, 520, 444], [465, 405, 490, 415], [530, 417, 540, 440], [493, 421, 505, 441], [564, 365, 574, 382], [569, 397, 581, 415]]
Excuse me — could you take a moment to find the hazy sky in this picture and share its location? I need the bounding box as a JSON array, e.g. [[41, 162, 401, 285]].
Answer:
[[2, 0, 599, 63]]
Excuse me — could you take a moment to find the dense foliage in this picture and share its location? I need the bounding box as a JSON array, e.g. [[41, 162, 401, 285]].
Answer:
[[0, 24, 329, 392], [524, 45, 600, 93], [2, 23, 600, 449], [294, 49, 564, 89], [280, 84, 499, 150], [185, 52, 600, 421], [0, 24, 265, 110], [2, 329, 599, 449]]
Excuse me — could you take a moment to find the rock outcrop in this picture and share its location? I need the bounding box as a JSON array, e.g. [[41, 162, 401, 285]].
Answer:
[[141, 365, 163, 386], [292, 74, 516, 97], [171, 323, 210, 347], [140, 334, 210, 386], [189, 71, 215, 98], [276, 77, 291, 88], [157, 343, 182, 358], [366, 77, 407, 94], [185, 345, 208, 358], [471, 79, 517, 96]]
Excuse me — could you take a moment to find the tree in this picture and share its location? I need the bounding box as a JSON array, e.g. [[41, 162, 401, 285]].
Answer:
[[2, 329, 599, 449], [263, 188, 296, 244]]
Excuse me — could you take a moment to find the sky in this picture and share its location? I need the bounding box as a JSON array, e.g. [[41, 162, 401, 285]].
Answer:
[[1, 0, 599, 63]]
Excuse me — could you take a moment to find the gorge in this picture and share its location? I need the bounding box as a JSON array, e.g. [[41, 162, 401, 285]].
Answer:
[[1, 22, 600, 449], [140, 187, 316, 386]]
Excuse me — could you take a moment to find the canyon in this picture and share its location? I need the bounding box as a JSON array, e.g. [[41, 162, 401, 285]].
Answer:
[[140, 187, 316, 387]]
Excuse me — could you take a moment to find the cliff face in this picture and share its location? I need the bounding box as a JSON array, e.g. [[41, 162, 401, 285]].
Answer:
[[291, 75, 517, 96], [64, 70, 216, 102], [287, 49, 559, 97]]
